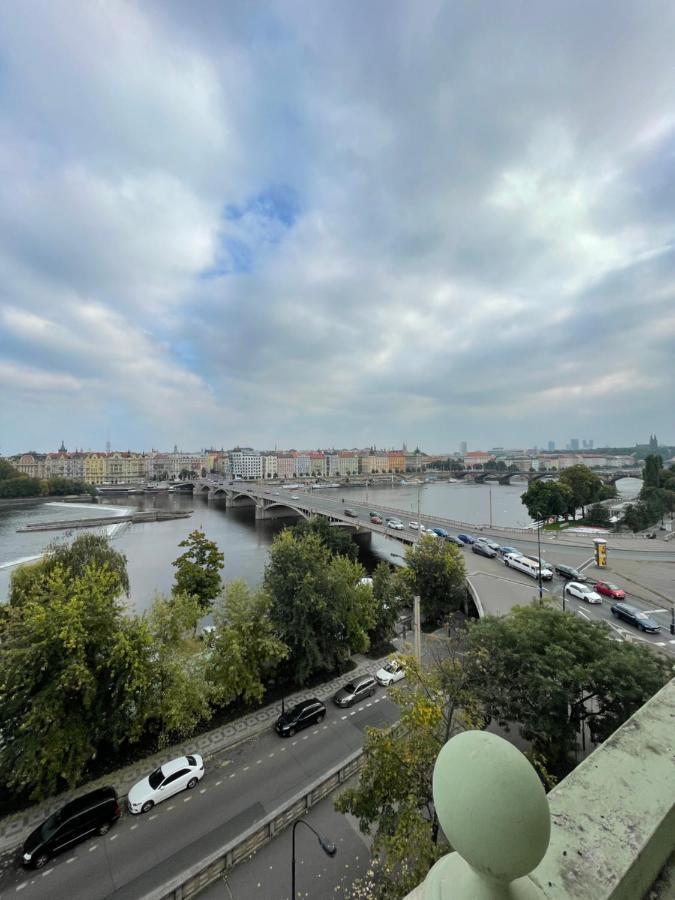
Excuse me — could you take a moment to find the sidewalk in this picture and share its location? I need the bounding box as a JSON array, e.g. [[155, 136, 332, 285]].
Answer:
[[0, 652, 392, 857]]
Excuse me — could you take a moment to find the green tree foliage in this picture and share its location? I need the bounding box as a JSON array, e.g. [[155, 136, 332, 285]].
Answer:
[[336, 649, 484, 899], [265, 529, 375, 685], [143, 592, 212, 748], [368, 563, 403, 651], [0, 548, 152, 799], [172, 530, 224, 613], [10, 533, 130, 606], [0, 461, 88, 498], [643, 454, 663, 488], [291, 515, 358, 559], [558, 464, 607, 516], [622, 501, 651, 532], [585, 503, 611, 527], [401, 534, 465, 624], [467, 606, 671, 777], [207, 580, 288, 707], [520, 479, 573, 520]]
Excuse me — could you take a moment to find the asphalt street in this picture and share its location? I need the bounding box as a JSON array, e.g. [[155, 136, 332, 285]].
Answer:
[[0, 697, 399, 900]]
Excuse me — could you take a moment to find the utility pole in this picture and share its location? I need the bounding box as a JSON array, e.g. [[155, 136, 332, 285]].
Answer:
[[536, 514, 543, 604], [414, 595, 422, 664], [489, 487, 493, 529]]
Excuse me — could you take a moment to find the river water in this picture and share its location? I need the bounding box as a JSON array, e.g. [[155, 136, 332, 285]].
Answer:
[[0, 478, 642, 612]]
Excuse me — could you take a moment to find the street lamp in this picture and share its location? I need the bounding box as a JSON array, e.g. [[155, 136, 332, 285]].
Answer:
[[536, 509, 543, 604], [291, 818, 337, 898]]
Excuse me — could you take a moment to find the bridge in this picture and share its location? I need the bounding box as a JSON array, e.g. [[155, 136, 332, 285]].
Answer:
[[455, 468, 643, 485]]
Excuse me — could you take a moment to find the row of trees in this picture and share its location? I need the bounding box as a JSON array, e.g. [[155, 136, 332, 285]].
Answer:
[[520, 464, 616, 522], [621, 455, 675, 532], [337, 606, 671, 899], [0, 459, 91, 499], [0, 518, 466, 802]]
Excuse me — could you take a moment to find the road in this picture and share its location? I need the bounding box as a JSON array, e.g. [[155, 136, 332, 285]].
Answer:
[[0, 697, 399, 900]]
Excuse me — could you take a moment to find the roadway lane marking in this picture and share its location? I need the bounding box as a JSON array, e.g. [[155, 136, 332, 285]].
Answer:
[[374, 698, 380, 704], [41, 869, 54, 876], [229, 774, 236, 779], [130, 824, 138, 830], [183, 797, 192, 803], [256, 759, 262, 764], [268, 753, 274, 758], [302, 735, 308, 740], [66, 856, 77, 862], [366, 703, 372, 707], [215, 781, 222, 786], [280, 747, 286, 752], [199, 788, 206, 793], [243, 766, 250, 771], [341, 715, 347, 720], [655, 642, 667, 646], [149, 815, 158, 821], [651, 609, 669, 613], [16, 883, 28, 891], [323, 725, 328, 730], [358, 706, 364, 711], [167, 805, 175, 810], [109, 835, 118, 841], [349, 711, 356, 716], [291, 741, 297, 746], [312, 729, 319, 734]]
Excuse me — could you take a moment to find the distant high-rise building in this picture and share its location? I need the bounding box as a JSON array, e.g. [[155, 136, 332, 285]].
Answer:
[[570, 438, 579, 451], [588, 439, 593, 449], [548, 441, 555, 452], [460, 441, 467, 454]]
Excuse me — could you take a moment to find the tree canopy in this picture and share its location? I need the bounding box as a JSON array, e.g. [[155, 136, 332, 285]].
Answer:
[[520, 479, 573, 521], [172, 529, 224, 612], [401, 534, 465, 623], [291, 514, 358, 559]]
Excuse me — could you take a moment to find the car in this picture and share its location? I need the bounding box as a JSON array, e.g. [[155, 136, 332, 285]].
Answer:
[[128, 755, 204, 814], [333, 675, 377, 707], [446, 535, 465, 547], [476, 538, 501, 552], [564, 582, 602, 604], [387, 519, 404, 530], [369, 511, 380, 518], [375, 659, 406, 686], [22, 787, 121, 869], [594, 581, 626, 600], [472, 542, 497, 558], [498, 546, 521, 558], [408, 521, 422, 530], [273, 491, 281, 495], [275, 698, 326, 736], [344, 508, 358, 517], [457, 533, 476, 544], [431, 527, 449, 538], [554, 564, 587, 582], [610, 603, 661, 633], [370, 514, 383, 524], [291, 495, 300, 500]]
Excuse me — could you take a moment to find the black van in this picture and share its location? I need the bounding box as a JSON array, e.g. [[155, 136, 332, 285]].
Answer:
[[275, 698, 326, 737], [22, 786, 121, 868]]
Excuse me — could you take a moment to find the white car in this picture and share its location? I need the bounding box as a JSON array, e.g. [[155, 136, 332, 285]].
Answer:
[[127, 754, 204, 814], [408, 521, 421, 530], [565, 582, 602, 604], [376, 659, 406, 686], [387, 519, 404, 530], [291, 495, 300, 500]]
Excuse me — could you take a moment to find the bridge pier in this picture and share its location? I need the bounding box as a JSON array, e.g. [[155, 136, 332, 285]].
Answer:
[[352, 529, 373, 549]]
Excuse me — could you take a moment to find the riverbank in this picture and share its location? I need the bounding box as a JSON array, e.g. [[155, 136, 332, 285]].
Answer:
[[0, 493, 95, 510]]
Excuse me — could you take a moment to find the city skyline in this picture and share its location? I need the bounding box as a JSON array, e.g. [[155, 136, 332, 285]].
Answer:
[[1, 3, 675, 453]]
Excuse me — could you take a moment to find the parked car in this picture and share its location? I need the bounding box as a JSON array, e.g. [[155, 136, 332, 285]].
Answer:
[[375, 659, 406, 686], [610, 603, 661, 633], [498, 546, 521, 558], [476, 538, 501, 551], [333, 675, 377, 707], [431, 527, 449, 538], [564, 582, 602, 604], [457, 533, 476, 544], [446, 535, 465, 547], [22, 787, 121, 869], [275, 698, 326, 736], [472, 542, 497, 558], [594, 581, 626, 600], [370, 514, 383, 524], [344, 508, 358, 517], [554, 564, 587, 582], [128, 754, 204, 814]]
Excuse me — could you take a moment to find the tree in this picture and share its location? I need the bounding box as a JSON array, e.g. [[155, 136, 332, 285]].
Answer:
[[207, 580, 288, 707], [558, 465, 606, 517], [172, 530, 224, 613], [521, 480, 573, 521], [143, 592, 213, 747], [368, 563, 403, 651], [622, 502, 650, 532], [10, 533, 130, 607], [467, 606, 670, 778], [336, 647, 484, 899], [0, 552, 152, 799], [265, 530, 375, 685], [291, 515, 358, 560], [401, 534, 465, 624], [643, 454, 663, 489], [585, 503, 610, 527]]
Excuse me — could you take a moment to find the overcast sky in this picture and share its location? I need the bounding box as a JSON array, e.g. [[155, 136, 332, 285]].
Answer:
[[1, 1, 674, 456]]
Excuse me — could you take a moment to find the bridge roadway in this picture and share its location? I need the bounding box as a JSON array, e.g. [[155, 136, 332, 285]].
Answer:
[[194, 482, 675, 653]]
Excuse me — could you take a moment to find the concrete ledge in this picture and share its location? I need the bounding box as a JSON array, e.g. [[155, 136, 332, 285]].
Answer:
[[530, 678, 675, 900]]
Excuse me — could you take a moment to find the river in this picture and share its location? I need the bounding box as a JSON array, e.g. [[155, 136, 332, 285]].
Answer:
[[0, 478, 642, 612]]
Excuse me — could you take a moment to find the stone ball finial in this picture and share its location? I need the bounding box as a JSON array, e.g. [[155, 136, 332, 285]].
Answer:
[[432, 730, 550, 883]]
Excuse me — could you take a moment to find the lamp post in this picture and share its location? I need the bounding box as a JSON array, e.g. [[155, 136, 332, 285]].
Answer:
[[536, 509, 543, 604], [291, 819, 336, 898]]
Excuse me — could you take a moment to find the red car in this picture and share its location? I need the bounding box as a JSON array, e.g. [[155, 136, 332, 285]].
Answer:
[[370, 515, 383, 524], [594, 581, 626, 600]]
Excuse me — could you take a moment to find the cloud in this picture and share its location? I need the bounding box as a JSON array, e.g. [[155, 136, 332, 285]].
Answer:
[[1, 0, 675, 453]]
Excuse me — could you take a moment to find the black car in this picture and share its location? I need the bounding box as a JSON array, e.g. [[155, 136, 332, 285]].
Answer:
[[610, 603, 661, 633], [472, 542, 497, 558], [477, 538, 501, 552], [446, 535, 465, 547], [554, 564, 587, 582], [22, 787, 121, 869], [333, 675, 377, 708], [344, 509, 358, 518], [275, 698, 326, 736]]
